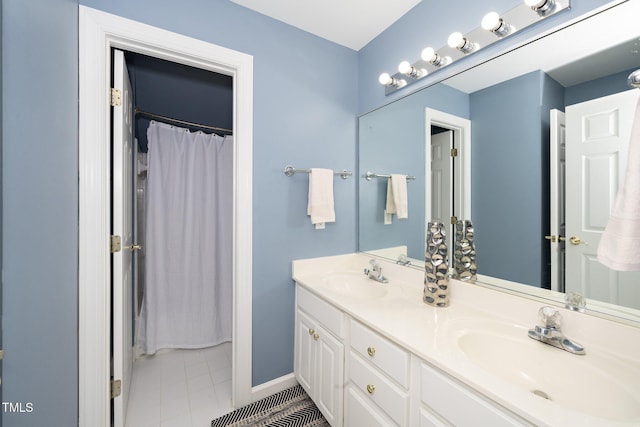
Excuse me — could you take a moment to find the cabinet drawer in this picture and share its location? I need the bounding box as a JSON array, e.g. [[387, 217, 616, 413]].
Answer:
[[297, 285, 345, 337], [349, 319, 410, 388], [348, 351, 409, 426], [345, 385, 398, 427], [420, 362, 531, 427]]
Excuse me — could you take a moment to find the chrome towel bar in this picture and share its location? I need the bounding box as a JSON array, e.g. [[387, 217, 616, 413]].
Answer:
[[284, 165, 352, 180]]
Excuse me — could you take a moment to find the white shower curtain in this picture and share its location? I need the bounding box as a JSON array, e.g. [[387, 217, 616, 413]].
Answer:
[[137, 121, 233, 355]]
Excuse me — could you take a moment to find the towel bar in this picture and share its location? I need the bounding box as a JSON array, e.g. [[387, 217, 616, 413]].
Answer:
[[284, 165, 352, 180], [365, 171, 416, 181]]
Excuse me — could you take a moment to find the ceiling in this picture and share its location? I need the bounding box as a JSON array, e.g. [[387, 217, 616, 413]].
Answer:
[[229, 0, 422, 51]]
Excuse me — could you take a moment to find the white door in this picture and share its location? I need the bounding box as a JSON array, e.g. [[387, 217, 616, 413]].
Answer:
[[549, 109, 566, 292], [565, 89, 640, 308], [112, 49, 135, 426], [431, 130, 454, 247]]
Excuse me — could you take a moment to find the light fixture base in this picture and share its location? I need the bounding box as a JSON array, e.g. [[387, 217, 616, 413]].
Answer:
[[381, 0, 570, 95]]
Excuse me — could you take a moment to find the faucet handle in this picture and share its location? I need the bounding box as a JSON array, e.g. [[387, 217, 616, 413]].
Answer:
[[565, 292, 586, 312], [539, 306, 562, 329]]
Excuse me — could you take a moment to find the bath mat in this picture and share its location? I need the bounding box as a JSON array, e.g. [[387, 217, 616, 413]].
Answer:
[[211, 384, 330, 426]]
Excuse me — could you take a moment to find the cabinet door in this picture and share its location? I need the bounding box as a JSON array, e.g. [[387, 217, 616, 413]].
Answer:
[[315, 324, 344, 426], [295, 309, 315, 395]]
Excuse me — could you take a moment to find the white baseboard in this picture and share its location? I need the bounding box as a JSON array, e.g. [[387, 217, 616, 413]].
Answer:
[[250, 373, 299, 402]]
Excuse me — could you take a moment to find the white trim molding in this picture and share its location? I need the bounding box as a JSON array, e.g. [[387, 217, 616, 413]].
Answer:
[[425, 108, 472, 224], [78, 6, 253, 426]]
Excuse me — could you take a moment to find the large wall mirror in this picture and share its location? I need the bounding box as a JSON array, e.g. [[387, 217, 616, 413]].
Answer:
[[358, 0, 640, 323]]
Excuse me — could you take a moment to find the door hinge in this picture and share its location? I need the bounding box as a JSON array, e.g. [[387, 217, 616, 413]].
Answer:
[[111, 88, 122, 107], [110, 235, 122, 253], [110, 379, 122, 399], [450, 216, 458, 224], [450, 148, 458, 157]]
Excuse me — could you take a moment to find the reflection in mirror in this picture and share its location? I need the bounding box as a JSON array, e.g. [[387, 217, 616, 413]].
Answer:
[[358, 0, 640, 323]]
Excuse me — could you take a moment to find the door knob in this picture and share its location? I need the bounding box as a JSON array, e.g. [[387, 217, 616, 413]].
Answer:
[[544, 235, 557, 243], [569, 236, 587, 245]]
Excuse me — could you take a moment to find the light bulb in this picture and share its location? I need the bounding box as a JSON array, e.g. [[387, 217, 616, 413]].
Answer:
[[378, 73, 392, 86], [482, 12, 512, 36], [448, 32, 475, 54], [421, 47, 449, 67], [481, 12, 501, 31], [421, 47, 436, 62], [448, 32, 464, 49], [398, 61, 412, 75], [525, 0, 556, 16]]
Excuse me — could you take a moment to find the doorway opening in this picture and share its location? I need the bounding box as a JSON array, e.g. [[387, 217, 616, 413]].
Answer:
[[79, 7, 254, 427], [113, 50, 236, 425], [425, 108, 472, 250]]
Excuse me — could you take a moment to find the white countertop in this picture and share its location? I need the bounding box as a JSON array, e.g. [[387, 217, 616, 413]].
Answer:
[[292, 253, 640, 427]]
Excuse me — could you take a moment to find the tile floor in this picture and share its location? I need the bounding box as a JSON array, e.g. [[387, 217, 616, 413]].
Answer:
[[125, 342, 234, 427]]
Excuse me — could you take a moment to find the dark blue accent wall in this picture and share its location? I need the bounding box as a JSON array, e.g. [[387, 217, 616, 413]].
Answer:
[[125, 52, 233, 152]]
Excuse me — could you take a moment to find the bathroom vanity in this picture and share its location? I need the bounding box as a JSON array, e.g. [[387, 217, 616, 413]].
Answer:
[[292, 253, 640, 427]]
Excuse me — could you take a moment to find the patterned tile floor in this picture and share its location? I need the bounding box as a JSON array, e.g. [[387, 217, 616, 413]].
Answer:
[[125, 342, 234, 427]]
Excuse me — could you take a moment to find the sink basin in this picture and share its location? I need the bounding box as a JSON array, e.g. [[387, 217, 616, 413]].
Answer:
[[321, 272, 388, 299], [454, 320, 640, 422]]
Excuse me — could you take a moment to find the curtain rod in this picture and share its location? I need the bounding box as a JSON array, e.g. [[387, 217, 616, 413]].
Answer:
[[134, 108, 233, 134]]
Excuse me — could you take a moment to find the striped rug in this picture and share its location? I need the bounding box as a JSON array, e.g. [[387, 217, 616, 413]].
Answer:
[[211, 384, 330, 426]]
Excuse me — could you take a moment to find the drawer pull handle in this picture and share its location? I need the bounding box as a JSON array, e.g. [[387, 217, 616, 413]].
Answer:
[[313, 333, 320, 341], [367, 347, 376, 357], [366, 384, 376, 394], [308, 328, 315, 336]]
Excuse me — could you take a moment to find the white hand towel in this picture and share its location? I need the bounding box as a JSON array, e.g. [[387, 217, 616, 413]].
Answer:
[[386, 174, 408, 219], [597, 94, 640, 271], [307, 168, 335, 226]]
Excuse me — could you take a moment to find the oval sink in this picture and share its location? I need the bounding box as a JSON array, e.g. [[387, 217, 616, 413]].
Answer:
[[321, 272, 388, 299], [455, 321, 640, 422]]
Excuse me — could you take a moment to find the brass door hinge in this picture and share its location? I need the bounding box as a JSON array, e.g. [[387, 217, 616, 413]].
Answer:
[[450, 148, 458, 157], [110, 379, 122, 399], [450, 216, 458, 224], [110, 235, 122, 253], [111, 88, 122, 107]]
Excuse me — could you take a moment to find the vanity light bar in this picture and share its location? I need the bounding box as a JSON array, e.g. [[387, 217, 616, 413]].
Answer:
[[380, 0, 571, 95]]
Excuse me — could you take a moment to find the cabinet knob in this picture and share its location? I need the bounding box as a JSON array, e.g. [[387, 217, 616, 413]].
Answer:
[[308, 328, 315, 336], [367, 347, 376, 357], [366, 384, 376, 394], [313, 333, 320, 341]]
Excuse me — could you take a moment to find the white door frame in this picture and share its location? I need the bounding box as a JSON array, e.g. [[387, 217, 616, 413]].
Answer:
[[78, 6, 253, 426], [425, 108, 472, 229]]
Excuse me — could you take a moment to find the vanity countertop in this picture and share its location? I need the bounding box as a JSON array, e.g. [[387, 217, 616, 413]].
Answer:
[[292, 253, 640, 427]]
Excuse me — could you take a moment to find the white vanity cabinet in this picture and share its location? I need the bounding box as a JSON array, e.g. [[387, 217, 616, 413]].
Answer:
[[294, 286, 345, 426], [294, 281, 533, 427], [345, 318, 411, 426]]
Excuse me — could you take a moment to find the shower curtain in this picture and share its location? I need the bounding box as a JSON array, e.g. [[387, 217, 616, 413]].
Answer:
[[137, 120, 233, 355]]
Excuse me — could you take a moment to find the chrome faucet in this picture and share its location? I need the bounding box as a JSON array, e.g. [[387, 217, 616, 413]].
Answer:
[[364, 259, 389, 283], [396, 253, 411, 266], [528, 306, 585, 355]]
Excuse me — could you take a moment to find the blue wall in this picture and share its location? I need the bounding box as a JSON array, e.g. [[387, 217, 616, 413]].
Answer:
[[470, 71, 564, 288], [2, 0, 79, 425]]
